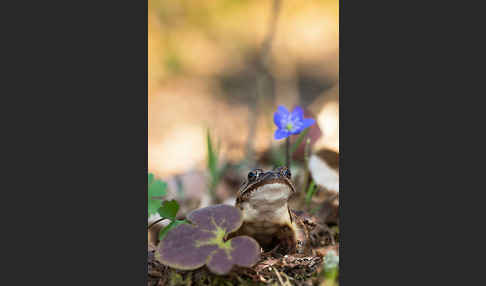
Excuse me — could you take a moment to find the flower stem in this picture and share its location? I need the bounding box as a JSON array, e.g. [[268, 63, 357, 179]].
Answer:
[[301, 138, 312, 202], [286, 137, 290, 168]]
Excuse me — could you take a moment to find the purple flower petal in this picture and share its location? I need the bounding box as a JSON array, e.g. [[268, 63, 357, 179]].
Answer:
[[277, 105, 289, 115], [273, 111, 283, 127], [289, 129, 301, 135], [274, 128, 290, 140], [301, 118, 316, 129], [274, 106, 290, 128], [291, 106, 304, 120]]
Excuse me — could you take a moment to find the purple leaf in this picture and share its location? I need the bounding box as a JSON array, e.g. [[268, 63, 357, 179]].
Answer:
[[157, 224, 216, 270], [158, 219, 187, 240], [157, 204, 261, 275], [205, 236, 260, 274], [187, 204, 242, 234], [206, 249, 234, 275], [228, 236, 261, 267]]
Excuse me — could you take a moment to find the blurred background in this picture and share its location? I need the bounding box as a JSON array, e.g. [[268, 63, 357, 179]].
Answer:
[[148, 0, 339, 179]]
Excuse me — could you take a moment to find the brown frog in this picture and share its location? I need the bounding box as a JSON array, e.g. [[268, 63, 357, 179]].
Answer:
[[232, 167, 314, 255]]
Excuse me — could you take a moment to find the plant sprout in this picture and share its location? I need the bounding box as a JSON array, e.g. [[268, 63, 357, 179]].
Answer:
[[147, 173, 186, 239]]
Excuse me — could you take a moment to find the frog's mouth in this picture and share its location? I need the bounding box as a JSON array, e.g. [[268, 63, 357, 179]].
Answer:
[[247, 182, 293, 206], [240, 181, 294, 226], [238, 172, 295, 202]]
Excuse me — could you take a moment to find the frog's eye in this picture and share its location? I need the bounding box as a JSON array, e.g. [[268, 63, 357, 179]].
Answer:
[[281, 167, 291, 179], [248, 171, 257, 181]]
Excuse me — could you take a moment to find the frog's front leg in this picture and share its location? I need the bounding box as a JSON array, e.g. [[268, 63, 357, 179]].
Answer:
[[276, 223, 312, 255], [292, 220, 313, 255]]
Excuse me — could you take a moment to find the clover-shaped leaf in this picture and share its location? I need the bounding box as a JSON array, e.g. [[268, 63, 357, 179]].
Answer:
[[158, 200, 179, 221], [156, 204, 261, 275], [159, 219, 187, 240], [148, 173, 167, 216], [148, 173, 154, 186], [157, 200, 186, 240]]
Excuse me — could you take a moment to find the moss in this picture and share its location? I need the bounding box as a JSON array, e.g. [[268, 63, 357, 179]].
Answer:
[[166, 267, 263, 286], [169, 271, 192, 286]]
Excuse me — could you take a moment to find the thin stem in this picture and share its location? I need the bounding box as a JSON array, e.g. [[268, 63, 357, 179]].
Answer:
[[301, 138, 312, 202], [286, 137, 290, 168], [147, 218, 167, 230], [304, 138, 311, 166]]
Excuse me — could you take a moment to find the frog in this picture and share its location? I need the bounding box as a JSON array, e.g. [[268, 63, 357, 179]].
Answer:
[[231, 166, 314, 255]]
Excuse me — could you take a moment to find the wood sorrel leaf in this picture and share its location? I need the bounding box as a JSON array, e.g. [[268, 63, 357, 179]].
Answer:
[[159, 219, 187, 240], [158, 200, 179, 220], [148, 175, 167, 216], [148, 173, 154, 186], [187, 204, 242, 234], [156, 204, 260, 275]]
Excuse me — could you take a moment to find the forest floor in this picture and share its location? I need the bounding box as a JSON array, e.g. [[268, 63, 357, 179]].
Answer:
[[148, 146, 339, 286]]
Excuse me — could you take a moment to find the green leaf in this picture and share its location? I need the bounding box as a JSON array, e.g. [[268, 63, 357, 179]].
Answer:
[[158, 200, 180, 220], [324, 267, 339, 285], [148, 173, 154, 186], [207, 129, 224, 200], [148, 177, 167, 216], [149, 180, 167, 198], [320, 251, 339, 285], [323, 251, 339, 280], [207, 129, 218, 179], [159, 219, 187, 239], [290, 127, 310, 155], [305, 180, 317, 206]]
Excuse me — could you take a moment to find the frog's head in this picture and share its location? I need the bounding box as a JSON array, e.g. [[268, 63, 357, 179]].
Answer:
[[236, 166, 296, 207]]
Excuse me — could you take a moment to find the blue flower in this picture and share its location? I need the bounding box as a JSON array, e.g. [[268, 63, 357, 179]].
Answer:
[[273, 105, 315, 140]]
